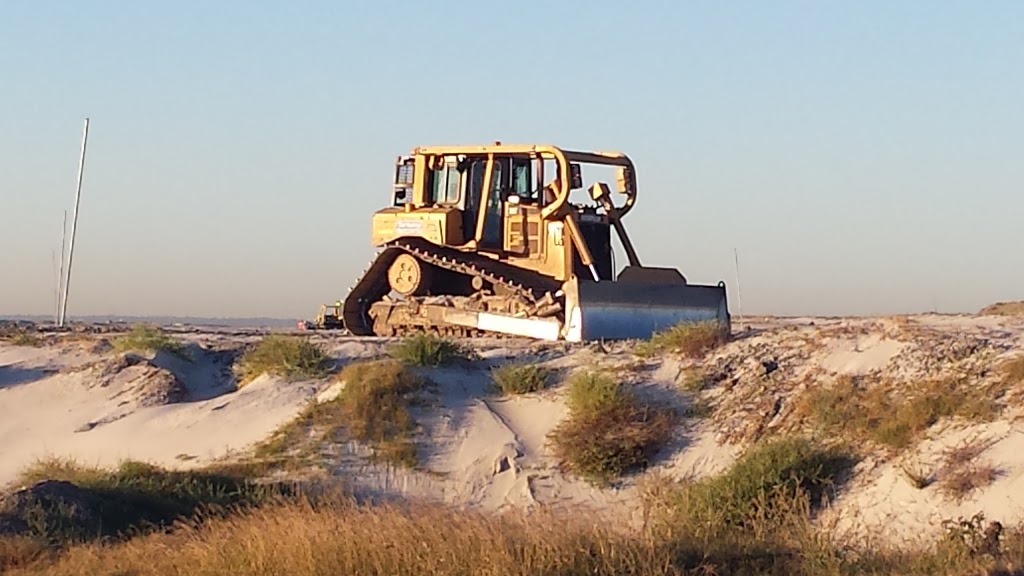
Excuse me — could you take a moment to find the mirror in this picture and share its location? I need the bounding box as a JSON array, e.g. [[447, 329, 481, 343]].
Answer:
[[570, 163, 583, 190]]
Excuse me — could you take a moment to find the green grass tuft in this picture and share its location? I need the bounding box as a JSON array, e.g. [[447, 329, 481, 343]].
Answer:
[[644, 436, 854, 538], [337, 359, 430, 467], [388, 332, 472, 367], [550, 372, 676, 485], [110, 325, 187, 357], [233, 334, 330, 386], [490, 362, 552, 395], [635, 320, 728, 359], [7, 458, 286, 547]]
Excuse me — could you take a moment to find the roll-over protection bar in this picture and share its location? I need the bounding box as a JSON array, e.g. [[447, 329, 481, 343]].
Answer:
[[411, 144, 638, 222]]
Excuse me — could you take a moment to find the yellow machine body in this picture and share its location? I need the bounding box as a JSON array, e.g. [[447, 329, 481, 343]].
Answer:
[[343, 143, 730, 342]]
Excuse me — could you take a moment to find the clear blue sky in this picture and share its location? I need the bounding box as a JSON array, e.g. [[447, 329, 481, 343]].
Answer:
[[2, 1, 1022, 319]]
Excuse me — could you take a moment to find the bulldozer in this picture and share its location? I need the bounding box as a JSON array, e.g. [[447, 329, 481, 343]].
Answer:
[[341, 143, 730, 342]]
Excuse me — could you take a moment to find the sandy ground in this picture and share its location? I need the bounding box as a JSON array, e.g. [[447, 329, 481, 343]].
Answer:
[[2, 313, 1024, 547]]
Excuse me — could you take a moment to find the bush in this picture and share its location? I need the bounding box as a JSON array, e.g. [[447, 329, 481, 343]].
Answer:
[[6, 458, 285, 547], [388, 332, 471, 367], [490, 362, 552, 395], [565, 371, 627, 415], [643, 436, 854, 542], [636, 320, 728, 359], [550, 372, 676, 485], [234, 335, 330, 385], [111, 325, 185, 356], [0, 330, 42, 347]]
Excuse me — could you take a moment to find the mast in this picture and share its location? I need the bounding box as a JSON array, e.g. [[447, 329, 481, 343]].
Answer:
[[59, 118, 89, 327]]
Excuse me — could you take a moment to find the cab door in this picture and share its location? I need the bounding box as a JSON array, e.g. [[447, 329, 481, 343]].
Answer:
[[479, 156, 506, 250]]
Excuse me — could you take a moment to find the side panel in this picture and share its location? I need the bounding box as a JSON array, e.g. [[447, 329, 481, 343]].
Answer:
[[371, 208, 463, 246]]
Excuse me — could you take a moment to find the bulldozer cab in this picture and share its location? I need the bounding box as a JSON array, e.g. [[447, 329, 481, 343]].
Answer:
[[380, 144, 642, 285]]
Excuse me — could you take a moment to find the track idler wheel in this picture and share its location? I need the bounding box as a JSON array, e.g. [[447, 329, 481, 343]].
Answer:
[[387, 253, 433, 296]]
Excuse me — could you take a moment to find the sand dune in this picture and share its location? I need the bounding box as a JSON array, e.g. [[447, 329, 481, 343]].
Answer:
[[2, 313, 1023, 546]]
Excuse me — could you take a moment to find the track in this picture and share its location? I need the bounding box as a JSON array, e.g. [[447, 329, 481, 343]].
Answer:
[[342, 237, 563, 337]]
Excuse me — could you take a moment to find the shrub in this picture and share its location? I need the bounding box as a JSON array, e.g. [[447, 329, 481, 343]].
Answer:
[[388, 332, 471, 367], [111, 325, 186, 356], [490, 362, 551, 395], [550, 372, 676, 485], [234, 335, 330, 386], [338, 359, 429, 467], [7, 458, 284, 547], [248, 360, 429, 470], [635, 320, 728, 359], [644, 436, 854, 538]]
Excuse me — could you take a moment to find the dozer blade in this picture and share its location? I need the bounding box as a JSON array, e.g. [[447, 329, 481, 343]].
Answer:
[[561, 274, 730, 342]]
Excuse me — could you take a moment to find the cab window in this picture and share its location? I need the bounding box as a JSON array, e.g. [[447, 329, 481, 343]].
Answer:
[[429, 162, 461, 205]]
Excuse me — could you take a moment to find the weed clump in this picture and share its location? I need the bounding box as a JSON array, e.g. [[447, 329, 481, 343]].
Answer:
[[0, 330, 42, 347], [234, 334, 330, 386], [388, 332, 471, 367], [635, 320, 728, 359], [111, 325, 186, 357], [550, 372, 676, 485], [490, 362, 551, 395], [337, 359, 430, 467], [797, 375, 1002, 451], [643, 436, 854, 541]]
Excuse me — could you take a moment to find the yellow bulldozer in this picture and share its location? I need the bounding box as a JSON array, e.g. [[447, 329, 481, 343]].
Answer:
[[341, 142, 730, 342]]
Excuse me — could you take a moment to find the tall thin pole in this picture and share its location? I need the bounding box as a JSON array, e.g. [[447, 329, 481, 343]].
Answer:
[[733, 248, 744, 327], [60, 118, 89, 327], [52, 249, 59, 325]]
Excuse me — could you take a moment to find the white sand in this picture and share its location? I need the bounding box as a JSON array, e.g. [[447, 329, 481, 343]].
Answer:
[[0, 342, 322, 488]]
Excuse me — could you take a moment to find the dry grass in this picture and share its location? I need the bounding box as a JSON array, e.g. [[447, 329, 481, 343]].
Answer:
[[936, 439, 1001, 501], [635, 320, 728, 359], [233, 334, 330, 386], [939, 463, 1000, 501], [999, 354, 1024, 386], [979, 301, 1024, 316], [5, 450, 1024, 575], [4, 499, 675, 576], [796, 375, 1003, 451], [678, 368, 712, 393], [549, 372, 676, 485], [490, 361, 552, 395], [900, 461, 934, 489]]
